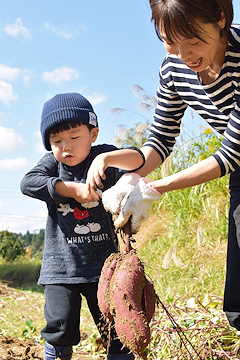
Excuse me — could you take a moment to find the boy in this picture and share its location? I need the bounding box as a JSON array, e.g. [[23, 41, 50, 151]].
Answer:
[[20, 93, 143, 360]]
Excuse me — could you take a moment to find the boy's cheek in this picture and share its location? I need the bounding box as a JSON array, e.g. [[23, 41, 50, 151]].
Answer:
[[51, 147, 61, 160]]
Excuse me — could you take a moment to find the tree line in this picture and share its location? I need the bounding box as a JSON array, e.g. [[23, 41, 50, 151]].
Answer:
[[0, 229, 44, 261]]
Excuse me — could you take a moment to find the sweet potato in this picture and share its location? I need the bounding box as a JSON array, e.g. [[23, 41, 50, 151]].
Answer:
[[142, 279, 157, 324], [97, 252, 120, 321], [109, 251, 150, 357]]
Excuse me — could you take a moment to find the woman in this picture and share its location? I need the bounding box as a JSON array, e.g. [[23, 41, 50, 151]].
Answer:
[[86, 0, 240, 330]]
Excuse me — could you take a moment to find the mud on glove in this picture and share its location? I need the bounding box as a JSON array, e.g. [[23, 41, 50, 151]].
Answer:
[[102, 173, 140, 215], [113, 178, 161, 234]]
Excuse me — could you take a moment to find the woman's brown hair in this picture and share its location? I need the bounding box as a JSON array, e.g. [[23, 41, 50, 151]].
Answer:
[[149, 0, 234, 42]]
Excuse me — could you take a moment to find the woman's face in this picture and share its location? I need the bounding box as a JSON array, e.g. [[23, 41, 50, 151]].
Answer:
[[160, 16, 227, 73]]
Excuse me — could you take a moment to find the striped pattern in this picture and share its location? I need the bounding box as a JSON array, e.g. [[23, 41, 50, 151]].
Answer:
[[144, 25, 240, 176]]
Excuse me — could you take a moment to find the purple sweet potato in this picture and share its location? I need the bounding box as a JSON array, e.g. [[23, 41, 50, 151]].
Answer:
[[97, 252, 120, 321], [109, 251, 151, 357]]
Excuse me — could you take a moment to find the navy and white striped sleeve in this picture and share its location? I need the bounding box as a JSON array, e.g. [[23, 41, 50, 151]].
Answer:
[[213, 101, 240, 175], [143, 57, 188, 163]]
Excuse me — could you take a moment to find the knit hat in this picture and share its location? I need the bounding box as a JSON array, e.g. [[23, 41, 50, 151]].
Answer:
[[41, 93, 98, 150]]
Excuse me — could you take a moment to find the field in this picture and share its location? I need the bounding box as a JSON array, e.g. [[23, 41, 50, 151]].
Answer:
[[1, 163, 240, 359], [1, 211, 240, 360]]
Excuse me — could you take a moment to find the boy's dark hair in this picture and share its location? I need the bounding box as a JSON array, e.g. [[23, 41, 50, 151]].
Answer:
[[49, 120, 95, 135], [149, 0, 233, 43]]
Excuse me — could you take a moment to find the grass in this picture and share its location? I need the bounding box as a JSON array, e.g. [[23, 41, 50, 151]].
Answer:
[[0, 282, 45, 341], [0, 259, 42, 291]]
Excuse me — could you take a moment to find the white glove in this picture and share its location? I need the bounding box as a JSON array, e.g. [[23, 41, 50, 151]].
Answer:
[[114, 178, 161, 234], [102, 173, 140, 214]]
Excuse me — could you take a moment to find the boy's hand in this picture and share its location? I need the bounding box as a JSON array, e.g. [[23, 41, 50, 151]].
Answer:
[[72, 183, 100, 203], [86, 153, 108, 191], [55, 181, 100, 203]]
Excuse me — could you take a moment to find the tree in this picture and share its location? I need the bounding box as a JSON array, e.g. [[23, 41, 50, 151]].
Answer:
[[0, 230, 25, 261]]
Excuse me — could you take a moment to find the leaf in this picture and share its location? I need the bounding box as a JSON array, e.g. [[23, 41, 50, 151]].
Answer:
[[162, 241, 183, 269], [197, 223, 204, 246], [172, 251, 184, 267]]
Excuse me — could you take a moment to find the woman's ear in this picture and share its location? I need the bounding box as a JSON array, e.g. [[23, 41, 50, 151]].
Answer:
[[91, 127, 99, 143], [218, 11, 227, 30]]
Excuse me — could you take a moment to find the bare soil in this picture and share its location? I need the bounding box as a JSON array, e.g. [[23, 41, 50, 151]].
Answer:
[[0, 282, 105, 360], [0, 336, 105, 359]]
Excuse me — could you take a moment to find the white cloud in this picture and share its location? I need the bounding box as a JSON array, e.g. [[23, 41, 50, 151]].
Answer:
[[44, 22, 86, 40], [0, 212, 47, 234], [33, 131, 45, 155], [0, 66, 31, 104], [88, 92, 107, 106], [22, 70, 33, 86], [0, 112, 12, 125], [0, 81, 18, 105], [0, 126, 25, 151], [4, 18, 32, 39], [42, 66, 80, 84], [0, 64, 21, 81], [0, 199, 47, 233], [0, 157, 30, 171]]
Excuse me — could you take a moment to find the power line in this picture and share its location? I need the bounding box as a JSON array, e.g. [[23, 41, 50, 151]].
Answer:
[[0, 212, 46, 222]]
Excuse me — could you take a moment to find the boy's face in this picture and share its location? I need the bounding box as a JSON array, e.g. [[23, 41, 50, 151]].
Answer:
[[49, 124, 99, 166]]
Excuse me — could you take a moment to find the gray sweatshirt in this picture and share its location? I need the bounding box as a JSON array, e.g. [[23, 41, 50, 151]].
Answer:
[[20, 144, 122, 285]]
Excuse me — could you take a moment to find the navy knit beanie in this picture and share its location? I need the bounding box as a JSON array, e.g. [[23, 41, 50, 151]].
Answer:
[[41, 93, 98, 151]]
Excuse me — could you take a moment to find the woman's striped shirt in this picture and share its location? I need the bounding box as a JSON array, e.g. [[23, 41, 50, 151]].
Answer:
[[144, 25, 240, 176]]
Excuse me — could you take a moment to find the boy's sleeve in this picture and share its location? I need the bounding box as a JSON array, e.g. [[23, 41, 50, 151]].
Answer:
[[20, 153, 69, 204]]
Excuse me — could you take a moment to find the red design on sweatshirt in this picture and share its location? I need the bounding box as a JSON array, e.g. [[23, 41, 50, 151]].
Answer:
[[73, 207, 89, 220]]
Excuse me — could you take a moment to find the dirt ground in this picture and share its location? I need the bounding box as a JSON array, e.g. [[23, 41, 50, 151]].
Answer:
[[0, 282, 105, 360], [0, 336, 44, 360], [0, 336, 106, 359]]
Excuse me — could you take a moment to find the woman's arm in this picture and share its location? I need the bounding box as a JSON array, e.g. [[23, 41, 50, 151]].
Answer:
[[148, 155, 221, 193], [136, 146, 163, 176]]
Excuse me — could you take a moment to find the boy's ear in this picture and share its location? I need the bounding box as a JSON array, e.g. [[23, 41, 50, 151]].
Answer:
[[91, 127, 99, 143]]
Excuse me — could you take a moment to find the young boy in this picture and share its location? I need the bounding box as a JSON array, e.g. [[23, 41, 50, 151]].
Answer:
[[20, 93, 143, 360]]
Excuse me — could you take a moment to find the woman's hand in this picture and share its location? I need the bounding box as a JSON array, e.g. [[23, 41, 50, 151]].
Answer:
[[102, 176, 161, 233]]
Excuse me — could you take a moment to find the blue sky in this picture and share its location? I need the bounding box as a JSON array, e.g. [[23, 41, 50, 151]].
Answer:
[[0, 0, 239, 234]]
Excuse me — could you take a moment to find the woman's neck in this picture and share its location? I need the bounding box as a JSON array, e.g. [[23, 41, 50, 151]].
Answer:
[[198, 34, 228, 85]]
